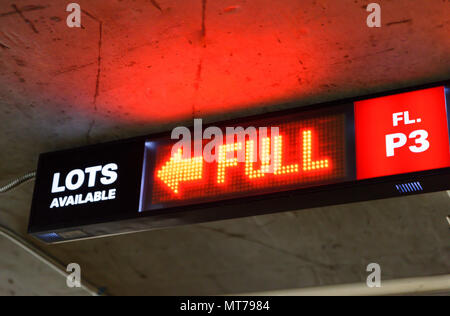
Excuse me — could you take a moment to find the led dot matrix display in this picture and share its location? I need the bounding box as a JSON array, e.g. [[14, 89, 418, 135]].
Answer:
[[143, 109, 351, 211]]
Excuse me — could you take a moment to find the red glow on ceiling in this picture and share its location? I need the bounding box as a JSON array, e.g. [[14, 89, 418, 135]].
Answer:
[[2, 1, 449, 127]]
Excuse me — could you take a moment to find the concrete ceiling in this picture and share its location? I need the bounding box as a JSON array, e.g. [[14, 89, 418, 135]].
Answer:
[[0, 0, 449, 295]]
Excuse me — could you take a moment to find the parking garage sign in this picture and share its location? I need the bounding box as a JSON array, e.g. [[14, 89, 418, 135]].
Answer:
[[355, 86, 450, 179], [28, 82, 450, 243]]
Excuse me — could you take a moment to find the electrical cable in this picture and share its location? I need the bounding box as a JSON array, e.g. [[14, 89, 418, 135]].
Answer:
[[0, 171, 36, 193], [1, 172, 105, 296]]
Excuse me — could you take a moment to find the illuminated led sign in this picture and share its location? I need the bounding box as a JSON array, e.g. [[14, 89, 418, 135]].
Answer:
[[28, 82, 450, 243], [141, 110, 352, 211], [355, 86, 450, 179]]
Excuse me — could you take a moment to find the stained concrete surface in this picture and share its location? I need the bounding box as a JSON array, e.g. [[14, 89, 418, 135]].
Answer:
[[0, 0, 449, 295], [0, 236, 89, 296]]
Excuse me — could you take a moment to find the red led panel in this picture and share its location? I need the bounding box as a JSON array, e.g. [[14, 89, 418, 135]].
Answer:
[[142, 111, 351, 211], [355, 86, 450, 180]]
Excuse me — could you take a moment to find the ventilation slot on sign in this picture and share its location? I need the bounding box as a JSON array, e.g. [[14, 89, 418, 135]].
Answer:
[[395, 182, 424, 194], [36, 232, 64, 243]]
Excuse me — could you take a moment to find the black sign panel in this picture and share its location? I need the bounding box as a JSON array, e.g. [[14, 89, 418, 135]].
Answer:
[[29, 140, 145, 239]]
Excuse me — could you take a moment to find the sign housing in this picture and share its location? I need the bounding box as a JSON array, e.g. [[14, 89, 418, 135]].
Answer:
[[28, 81, 450, 243]]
